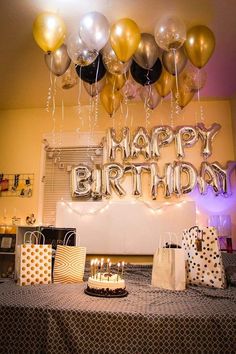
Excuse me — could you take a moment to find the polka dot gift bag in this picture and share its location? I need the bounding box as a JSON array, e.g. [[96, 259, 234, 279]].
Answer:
[[182, 226, 226, 288], [16, 231, 52, 286]]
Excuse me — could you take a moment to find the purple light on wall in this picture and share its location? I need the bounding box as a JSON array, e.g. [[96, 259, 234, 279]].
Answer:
[[189, 185, 236, 214]]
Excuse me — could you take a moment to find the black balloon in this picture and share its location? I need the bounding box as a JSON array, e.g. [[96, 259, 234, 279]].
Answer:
[[131, 58, 162, 86], [75, 53, 106, 84]]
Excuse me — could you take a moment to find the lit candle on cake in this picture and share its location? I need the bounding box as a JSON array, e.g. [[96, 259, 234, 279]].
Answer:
[[95, 259, 98, 279], [117, 262, 120, 281], [106, 258, 110, 272], [109, 261, 112, 273], [90, 259, 94, 278], [101, 258, 104, 272], [121, 261, 125, 278]]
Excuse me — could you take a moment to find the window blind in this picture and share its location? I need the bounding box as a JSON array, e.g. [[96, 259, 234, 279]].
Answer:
[[42, 146, 103, 225]]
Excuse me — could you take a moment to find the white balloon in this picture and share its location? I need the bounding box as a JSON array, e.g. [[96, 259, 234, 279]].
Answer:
[[154, 16, 186, 51], [79, 11, 110, 51], [67, 33, 98, 66]]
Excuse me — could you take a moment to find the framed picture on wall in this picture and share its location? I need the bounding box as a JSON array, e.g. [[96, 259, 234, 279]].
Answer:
[[0, 234, 16, 252]]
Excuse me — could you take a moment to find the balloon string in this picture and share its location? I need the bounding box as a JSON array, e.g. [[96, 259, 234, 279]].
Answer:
[[46, 66, 53, 113], [95, 53, 100, 85], [49, 75, 57, 150], [160, 98, 164, 126], [121, 71, 129, 127], [57, 98, 64, 164], [170, 89, 174, 128], [196, 69, 204, 123], [111, 78, 116, 121], [144, 71, 151, 129], [86, 94, 93, 160], [76, 66, 84, 138], [77, 66, 82, 117], [173, 49, 180, 116]]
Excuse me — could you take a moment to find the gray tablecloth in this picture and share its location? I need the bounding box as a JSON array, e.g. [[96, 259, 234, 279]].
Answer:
[[0, 256, 236, 354]]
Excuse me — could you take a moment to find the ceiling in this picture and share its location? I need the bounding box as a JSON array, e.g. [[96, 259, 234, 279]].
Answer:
[[0, 0, 236, 110]]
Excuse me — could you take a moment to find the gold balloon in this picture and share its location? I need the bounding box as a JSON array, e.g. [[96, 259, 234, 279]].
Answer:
[[184, 25, 215, 69], [33, 12, 66, 53], [107, 72, 128, 90], [100, 84, 123, 116], [155, 69, 175, 98], [110, 18, 141, 62], [174, 84, 194, 109]]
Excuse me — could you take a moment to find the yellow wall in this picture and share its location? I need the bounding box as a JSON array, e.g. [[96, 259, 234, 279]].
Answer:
[[0, 99, 235, 253]]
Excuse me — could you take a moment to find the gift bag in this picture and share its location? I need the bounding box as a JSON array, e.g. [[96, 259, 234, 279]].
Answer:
[[16, 231, 52, 286], [53, 231, 86, 283], [152, 234, 186, 291], [182, 226, 226, 288]]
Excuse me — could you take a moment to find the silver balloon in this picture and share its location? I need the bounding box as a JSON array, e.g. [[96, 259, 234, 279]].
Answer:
[[58, 64, 78, 89], [154, 16, 186, 51], [175, 126, 198, 159], [174, 161, 198, 196], [162, 47, 187, 75], [198, 162, 220, 195], [150, 162, 174, 199], [125, 163, 150, 197], [102, 42, 132, 75], [131, 127, 151, 160], [134, 33, 160, 70], [140, 85, 161, 110], [151, 126, 174, 159], [103, 163, 126, 198], [92, 165, 102, 199], [83, 76, 106, 97], [197, 123, 221, 159], [71, 165, 92, 197], [121, 78, 141, 100], [106, 127, 130, 161], [212, 161, 236, 196], [44, 44, 71, 76], [79, 11, 110, 51], [66, 33, 98, 66]]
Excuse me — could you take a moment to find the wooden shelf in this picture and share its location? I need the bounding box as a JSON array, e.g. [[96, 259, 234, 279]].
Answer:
[[0, 251, 15, 255]]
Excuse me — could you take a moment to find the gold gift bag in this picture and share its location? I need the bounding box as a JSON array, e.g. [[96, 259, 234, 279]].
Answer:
[[16, 231, 52, 286], [53, 231, 86, 283]]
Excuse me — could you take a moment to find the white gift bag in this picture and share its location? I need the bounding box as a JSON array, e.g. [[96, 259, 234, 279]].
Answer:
[[152, 234, 186, 291], [182, 226, 226, 289]]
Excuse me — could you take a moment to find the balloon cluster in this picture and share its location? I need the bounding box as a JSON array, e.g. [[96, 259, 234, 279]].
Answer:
[[33, 12, 215, 115]]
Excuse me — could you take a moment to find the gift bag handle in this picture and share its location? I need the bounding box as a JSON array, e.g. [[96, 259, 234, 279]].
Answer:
[[63, 230, 77, 246], [23, 231, 38, 244], [189, 226, 203, 240], [30, 231, 45, 244], [165, 231, 181, 248]]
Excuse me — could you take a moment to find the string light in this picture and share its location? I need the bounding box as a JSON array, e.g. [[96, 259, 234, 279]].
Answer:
[[60, 198, 188, 217]]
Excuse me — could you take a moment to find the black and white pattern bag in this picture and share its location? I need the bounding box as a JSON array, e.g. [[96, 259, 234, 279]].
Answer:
[[182, 226, 226, 289]]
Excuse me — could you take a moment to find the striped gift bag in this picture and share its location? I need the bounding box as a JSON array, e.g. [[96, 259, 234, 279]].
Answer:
[[53, 231, 86, 283]]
